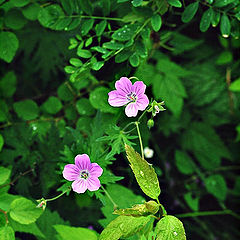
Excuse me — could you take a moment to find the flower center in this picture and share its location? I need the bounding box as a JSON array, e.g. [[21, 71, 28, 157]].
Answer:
[[80, 170, 89, 179], [127, 92, 137, 103]]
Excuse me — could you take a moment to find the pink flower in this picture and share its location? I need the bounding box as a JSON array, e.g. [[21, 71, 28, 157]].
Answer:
[[108, 77, 149, 117], [63, 154, 103, 193]]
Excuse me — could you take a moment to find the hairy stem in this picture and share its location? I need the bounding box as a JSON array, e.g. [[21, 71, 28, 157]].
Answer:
[[135, 121, 144, 159], [101, 185, 118, 210]]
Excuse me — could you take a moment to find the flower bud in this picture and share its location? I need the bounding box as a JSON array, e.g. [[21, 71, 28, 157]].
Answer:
[[147, 119, 154, 129]]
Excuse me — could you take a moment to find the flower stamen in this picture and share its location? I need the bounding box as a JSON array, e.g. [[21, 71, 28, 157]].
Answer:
[[80, 170, 89, 179], [127, 92, 137, 103]]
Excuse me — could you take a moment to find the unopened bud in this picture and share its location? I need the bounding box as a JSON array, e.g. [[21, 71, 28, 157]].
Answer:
[[36, 198, 47, 210], [147, 119, 154, 129]]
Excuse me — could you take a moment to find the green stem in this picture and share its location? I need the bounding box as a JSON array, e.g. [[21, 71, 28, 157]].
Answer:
[[176, 209, 234, 218], [135, 121, 144, 159], [101, 186, 118, 209], [45, 189, 69, 202], [122, 122, 135, 132]]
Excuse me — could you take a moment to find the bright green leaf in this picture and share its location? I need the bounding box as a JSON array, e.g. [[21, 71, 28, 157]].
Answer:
[[151, 14, 162, 32], [216, 51, 233, 65], [69, 58, 83, 67], [0, 166, 10, 185], [211, 10, 220, 27], [96, 20, 107, 36], [54, 225, 97, 240], [200, 8, 213, 32], [184, 193, 199, 211], [214, 0, 236, 7], [167, 0, 182, 7], [155, 215, 186, 240], [13, 100, 39, 120], [112, 24, 138, 41], [229, 78, 240, 92], [0, 31, 19, 63], [0, 226, 15, 240], [0, 134, 3, 152], [10, 197, 43, 224], [92, 61, 104, 71], [125, 144, 161, 200], [129, 52, 140, 67], [132, 0, 143, 7], [100, 215, 151, 240], [77, 49, 92, 58]]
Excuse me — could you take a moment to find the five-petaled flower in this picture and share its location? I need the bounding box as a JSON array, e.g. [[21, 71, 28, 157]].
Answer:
[[108, 77, 149, 117], [63, 154, 103, 193]]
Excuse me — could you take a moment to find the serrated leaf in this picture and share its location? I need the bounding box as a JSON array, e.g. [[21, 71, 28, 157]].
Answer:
[[0, 31, 19, 63], [54, 225, 97, 240], [205, 174, 227, 201], [200, 8, 213, 32], [0, 226, 15, 240], [220, 14, 231, 38], [0, 167, 10, 185], [151, 14, 162, 32], [114, 201, 159, 217], [181, 2, 199, 23], [125, 145, 160, 200], [175, 150, 195, 175], [100, 215, 151, 240], [13, 100, 39, 120], [10, 198, 43, 224], [155, 215, 186, 240], [42, 96, 62, 114]]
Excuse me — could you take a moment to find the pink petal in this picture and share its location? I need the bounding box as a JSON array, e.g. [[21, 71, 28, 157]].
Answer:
[[108, 90, 128, 107], [89, 163, 103, 178], [63, 164, 79, 181], [125, 103, 138, 117], [136, 94, 149, 110], [115, 77, 133, 95], [72, 179, 87, 193], [133, 81, 146, 96], [75, 154, 91, 170], [87, 177, 101, 191]]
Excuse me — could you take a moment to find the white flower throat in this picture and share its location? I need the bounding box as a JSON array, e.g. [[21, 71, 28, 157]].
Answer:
[[80, 170, 89, 179], [127, 92, 137, 103]]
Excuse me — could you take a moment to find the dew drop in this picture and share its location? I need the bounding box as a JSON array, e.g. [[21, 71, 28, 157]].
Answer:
[[173, 231, 178, 236], [140, 171, 144, 177], [123, 30, 126, 33], [118, 33, 121, 36]]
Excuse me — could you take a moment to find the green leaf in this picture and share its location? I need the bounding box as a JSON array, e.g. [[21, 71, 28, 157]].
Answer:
[[0, 71, 17, 98], [0, 31, 19, 63], [90, 87, 116, 113], [184, 193, 199, 211], [79, 0, 93, 15], [167, 0, 182, 7], [125, 145, 160, 200], [182, 122, 230, 170], [100, 215, 151, 240], [13, 100, 39, 120], [0, 134, 3, 152], [155, 215, 186, 240], [200, 8, 213, 32], [129, 53, 140, 67], [92, 61, 104, 71], [211, 10, 220, 27], [229, 77, 240, 92], [0, 100, 8, 122], [115, 50, 132, 63], [77, 49, 92, 58], [151, 14, 162, 32], [85, 37, 93, 47], [42, 96, 63, 114], [12, 0, 30, 7], [10, 197, 43, 224], [112, 24, 138, 41], [175, 150, 195, 175], [205, 174, 227, 201], [57, 83, 74, 101], [216, 51, 233, 65], [81, 19, 94, 36], [4, 9, 27, 30], [0, 226, 15, 240], [113, 201, 159, 217], [22, 3, 41, 21], [181, 2, 199, 23], [96, 20, 107, 36], [132, 0, 143, 7], [54, 225, 98, 240], [76, 98, 95, 116], [214, 0, 236, 7], [220, 14, 231, 38], [0, 166, 10, 185], [69, 58, 82, 67]]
